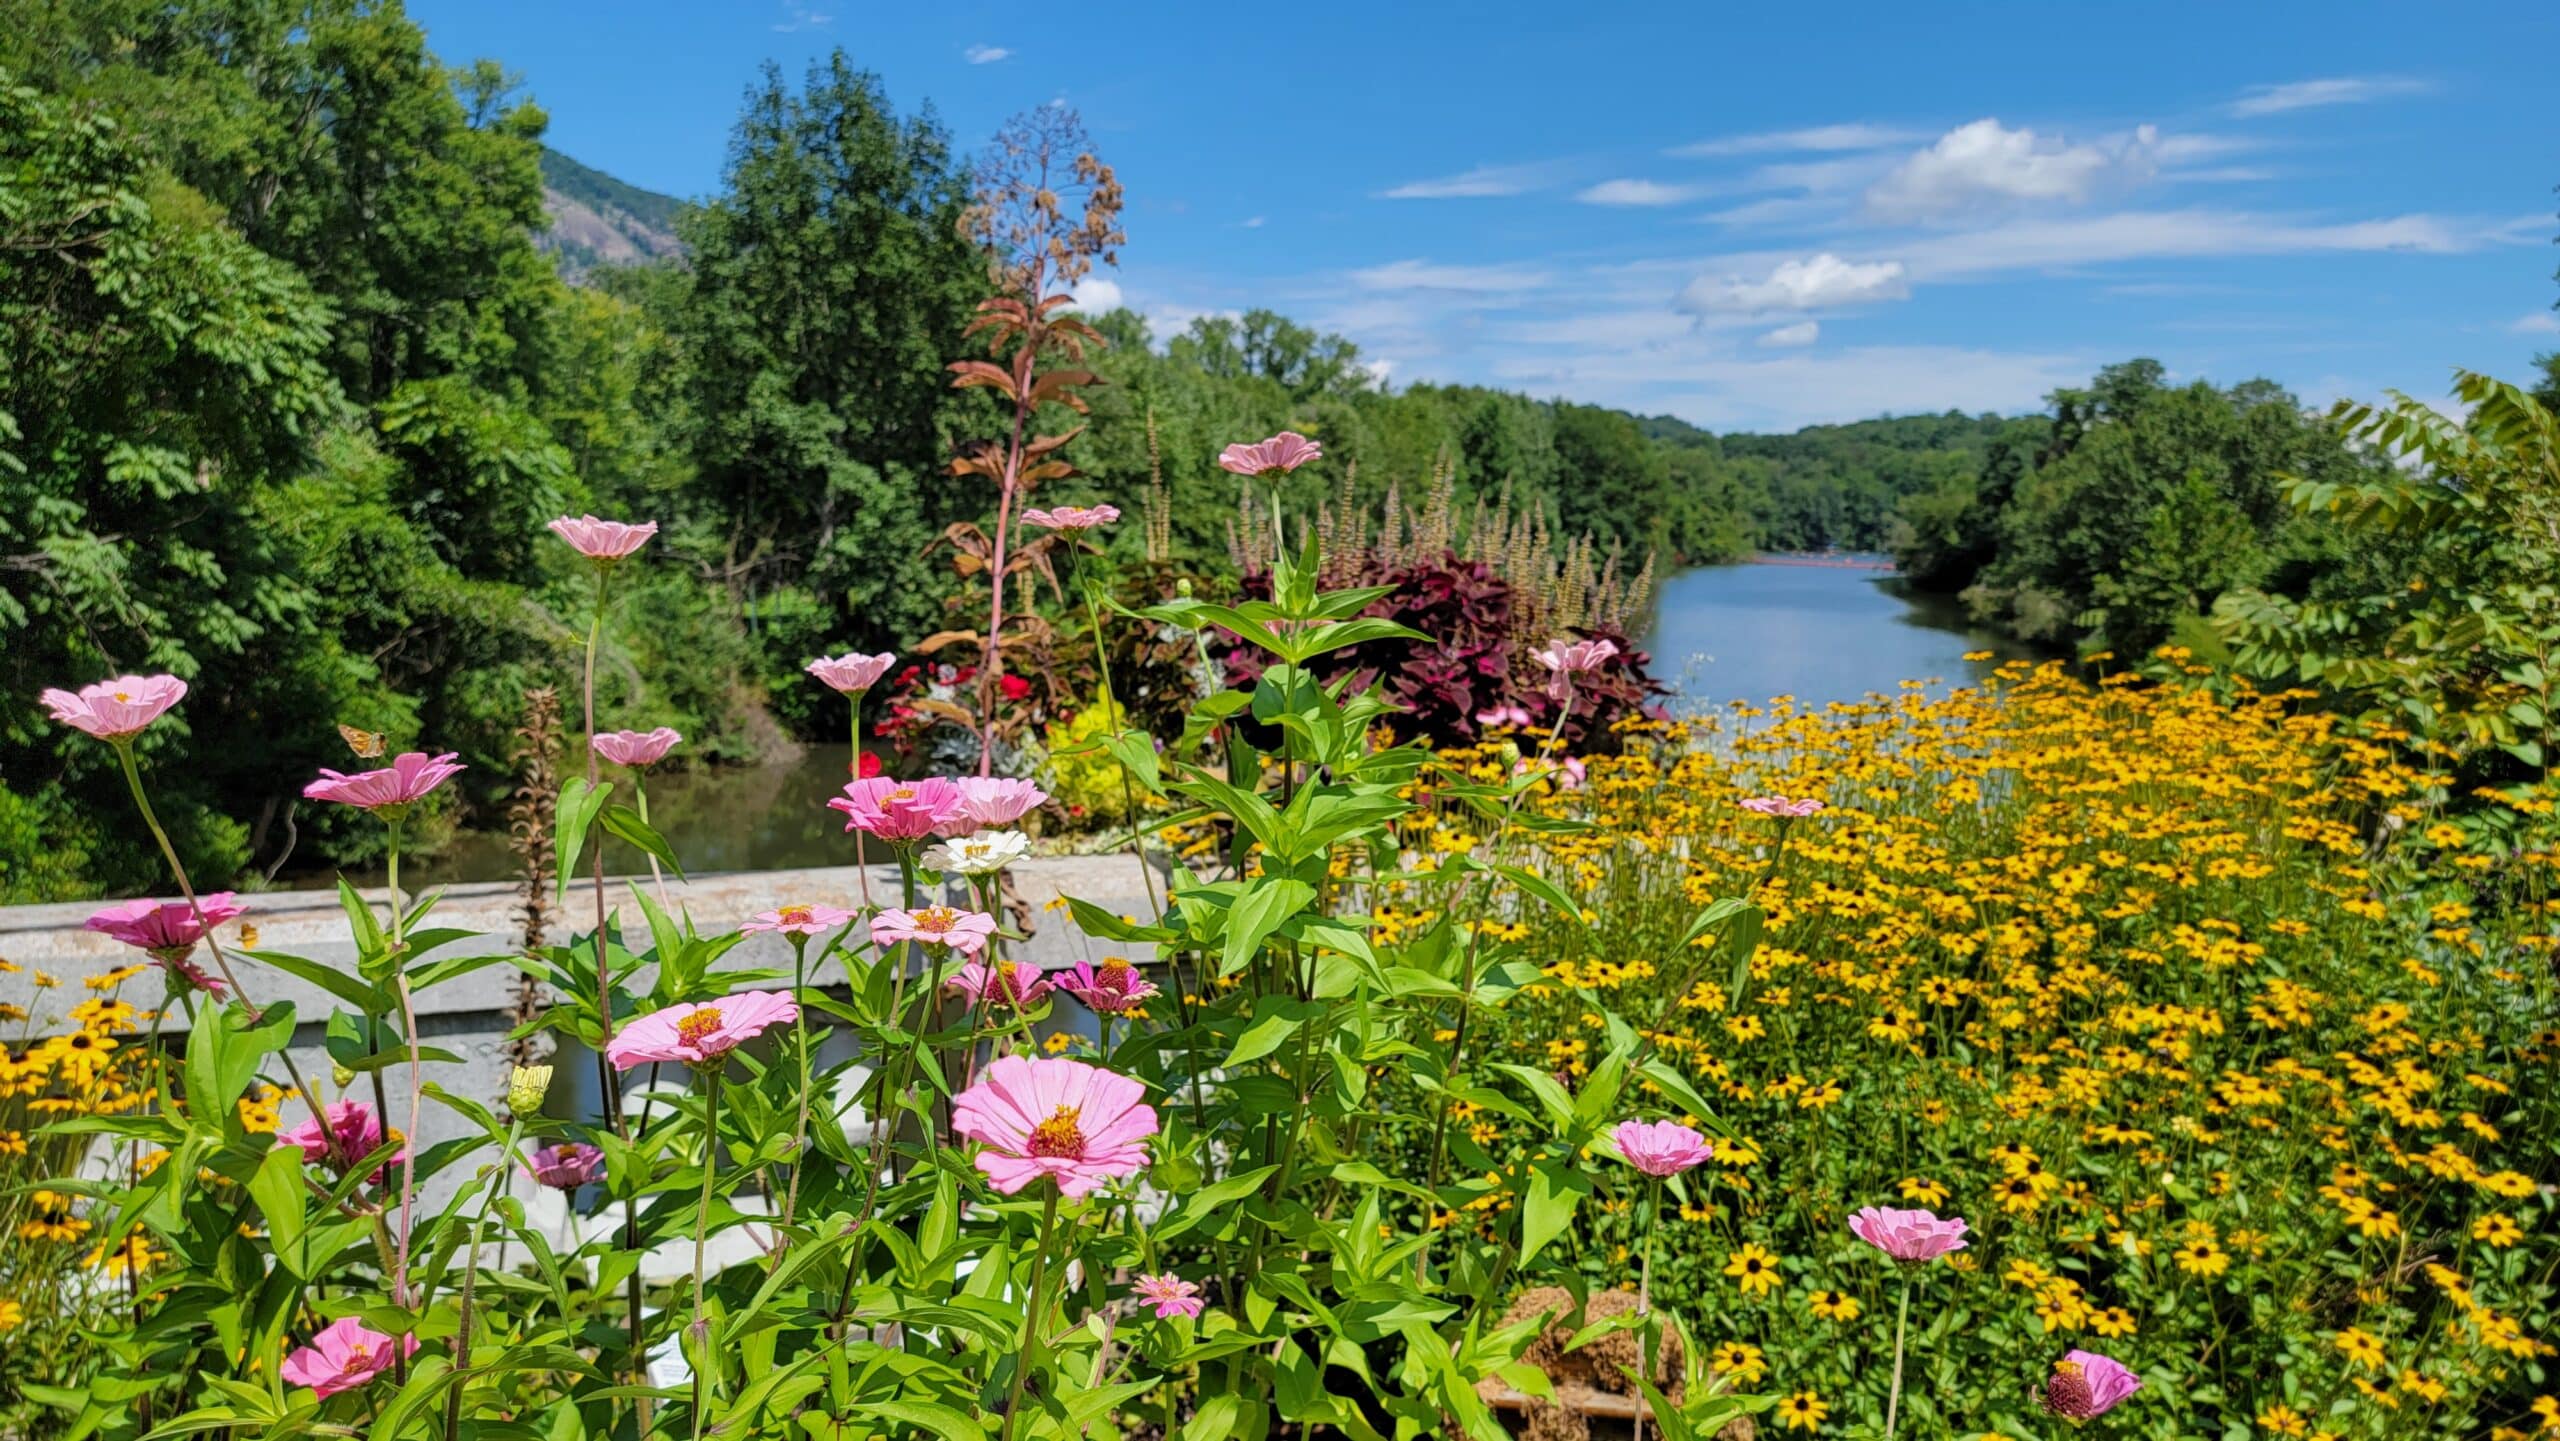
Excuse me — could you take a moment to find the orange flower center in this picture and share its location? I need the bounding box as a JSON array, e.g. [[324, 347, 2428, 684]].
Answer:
[[916, 907, 957, 934], [676, 1008, 725, 1046], [1027, 1104, 1085, 1159], [890, 787, 915, 802], [1100, 957, 1131, 975], [112, 691, 132, 703], [348, 1342, 372, 1362], [777, 906, 811, 925]]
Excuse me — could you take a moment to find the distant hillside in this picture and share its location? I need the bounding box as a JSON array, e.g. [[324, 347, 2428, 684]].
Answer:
[[537, 146, 688, 276]]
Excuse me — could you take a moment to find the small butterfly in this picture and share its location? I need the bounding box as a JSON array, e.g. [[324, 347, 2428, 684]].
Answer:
[[237, 923, 261, 951], [336, 724, 388, 760]]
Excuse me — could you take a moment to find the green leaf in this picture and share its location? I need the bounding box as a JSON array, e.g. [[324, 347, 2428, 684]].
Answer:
[[253, 948, 385, 1013], [1489, 1062, 1579, 1134], [1226, 997, 1320, 1068], [1519, 1158, 1591, 1266], [1154, 1165, 1281, 1244], [598, 802, 685, 882], [1495, 863, 1585, 924], [555, 777, 611, 901], [1220, 878, 1316, 976], [854, 1400, 988, 1441]]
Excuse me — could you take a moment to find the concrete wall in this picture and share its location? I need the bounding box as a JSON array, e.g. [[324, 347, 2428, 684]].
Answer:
[[0, 854, 1169, 1253]]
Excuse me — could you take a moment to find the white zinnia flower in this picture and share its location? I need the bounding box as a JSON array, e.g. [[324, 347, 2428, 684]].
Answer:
[[925, 828, 1030, 876]]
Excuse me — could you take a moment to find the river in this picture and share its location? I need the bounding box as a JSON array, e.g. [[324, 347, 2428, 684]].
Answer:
[[296, 560, 2019, 889]]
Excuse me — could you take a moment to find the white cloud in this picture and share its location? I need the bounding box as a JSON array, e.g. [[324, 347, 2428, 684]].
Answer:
[[1350, 259, 1553, 293], [1067, 277, 1123, 312], [1672, 123, 1922, 158], [1578, 179, 1700, 207], [1895, 209, 2484, 279], [1240, 215, 1266, 229], [1492, 344, 2081, 431], [1759, 321, 1821, 348], [1379, 162, 1560, 199], [1867, 119, 2165, 221], [2513, 311, 2560, 336], [770, 3, 831, 31], [963, 43, 1011, 64], [1362, 358, 1396, 387], [1680, 253, 1909, 314], [2230, 76, 2429, 117]]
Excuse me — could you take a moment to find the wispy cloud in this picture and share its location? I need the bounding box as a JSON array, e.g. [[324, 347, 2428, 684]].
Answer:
[[963, 43, 1011, 64], [1239, 215, 1267, 229], [1867, 119, 2169, 222], [1350, 259, 1553, 293], [2229, 76, 2430, 117], [1681, 254, 1909, 314], [1672, 123, 1923, 158], [1578, 179, 1703, 207], [1379, 162, 1562, 200], [1893, 209, 2491, 279], [2512, 311, 2560, 336], [1758, 321, 1821, 348], [771, 3, 831, 31]]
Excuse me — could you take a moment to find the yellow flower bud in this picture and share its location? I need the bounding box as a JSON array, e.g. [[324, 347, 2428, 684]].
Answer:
[[507, 1064, 553, 1115], [330, 1063, 356, 1089]]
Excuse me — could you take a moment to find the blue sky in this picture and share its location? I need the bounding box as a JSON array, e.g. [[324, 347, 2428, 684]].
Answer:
[[416, 0, 2560, 432]]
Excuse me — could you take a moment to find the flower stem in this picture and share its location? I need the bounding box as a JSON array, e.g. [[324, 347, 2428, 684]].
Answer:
[[443, 1118, 524, 1439], [1885, 1272, 1914, 1441], [1634, 1176, 1659, 1441], [779, 935, 813, 1236], [998, 1189, 1063, 1441], [689, 1065, 723, 1441]]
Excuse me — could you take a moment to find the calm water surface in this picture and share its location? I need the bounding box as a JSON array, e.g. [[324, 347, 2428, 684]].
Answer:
[[1642, 559, 2031, 710], [313, 562, 2020, 888]]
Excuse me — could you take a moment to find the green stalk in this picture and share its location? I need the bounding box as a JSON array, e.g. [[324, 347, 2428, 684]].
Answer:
[[1884, 1272, 1914, 1441], [689, 1065, 724, 1441], [1634, 1177, 1660, 1441], [998, 1189, 1064, 1441], [779, 934, 814, 1235], [443, 1118, 525, 1439]]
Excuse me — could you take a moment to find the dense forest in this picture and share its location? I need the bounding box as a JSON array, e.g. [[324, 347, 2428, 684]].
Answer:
[[4, 0, 2555, 901]]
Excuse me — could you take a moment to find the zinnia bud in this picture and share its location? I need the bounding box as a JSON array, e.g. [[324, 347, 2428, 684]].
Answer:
[[508, 1064, 553, 1114], [331, 1063, 357, 1089], [1175, 578, 1193, 598]]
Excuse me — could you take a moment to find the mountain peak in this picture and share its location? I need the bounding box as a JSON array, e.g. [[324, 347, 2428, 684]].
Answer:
[[536, 146, 688, 277]]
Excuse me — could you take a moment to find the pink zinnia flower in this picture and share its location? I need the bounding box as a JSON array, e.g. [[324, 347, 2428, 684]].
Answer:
[[302, 752, 465, 813], [936, 777, 1049, 837], [951, 1055, 1159, 1198], [829, 776, 968, 843], [1132, 1273, 1204, 1319], [1532, 637, 1620, 699], [1057, 957, 1159, 1015], [280, 1316, 417, 1397], [1217, 431, 1323, 478], [592, 727, 681, 768], [2041, 1349, 2142, 1419], [1612, 1119, 1713, 1178], [547, 514, 657, 562], [1476, 703, 1531, 729], [86, 893, 244, 961], [945, 958, 1051, 1008], [604, 991, 799, 1070], [806, 651, 897, 695], [1850, 1205, 1970, 1264], [526, 1142, 606, 1191], [277, 1100, 406, 1182], [872, 905, 999, 957], [743, 903, 856, 937], [1739, 795, 1826, 818], [1021, 504, 1121, 532], [41, 674, 188, 741]]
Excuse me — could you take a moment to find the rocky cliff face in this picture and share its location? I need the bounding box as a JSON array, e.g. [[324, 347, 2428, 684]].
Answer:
[[534, 146, 687, 279]]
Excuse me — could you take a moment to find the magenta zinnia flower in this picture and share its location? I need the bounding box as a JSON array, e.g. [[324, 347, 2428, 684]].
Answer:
[[952, 1055, 1159, 1198], [547, 514, 657, 562], [604, 991, 799, 1070], [1612, 1119, 1713, 1178], [1021, 504, 1121, 532], [829, 776, 968, 843], [302, 752, 464, 812], [806, 651, 897, 695], [945, 958, 1051, 1008], [743, 903, 856, 937], [526, 1141, 606, 1191], [872, 905, 998, 957], [1850, 1204, 1970, 1264], [592, 727, 682, 768], [86, 893, 244, 961], [1057, 957, 1159, 1015], [277, 1100, 406, 1182], [2040, 1349, 2142, 1419], [281, 1316, 417, 1397], [1217, 431, 1323, 478], [1132, 1273, 1204, 1319], [1739, 795, 1827, 818], [936, 777, 1049, 837], [41, 674, 188, 741]]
